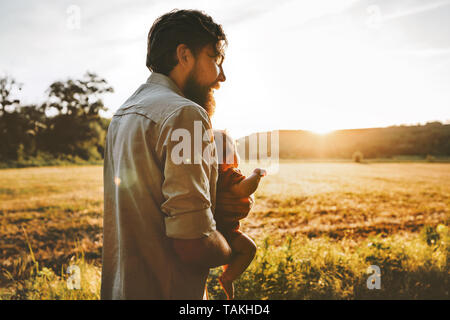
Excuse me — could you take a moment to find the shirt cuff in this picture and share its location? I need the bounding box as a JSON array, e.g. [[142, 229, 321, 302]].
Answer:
[[164, 208, 217, 239]]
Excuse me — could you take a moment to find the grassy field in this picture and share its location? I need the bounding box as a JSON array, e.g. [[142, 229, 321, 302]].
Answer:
[[0, 161, 448, 299]]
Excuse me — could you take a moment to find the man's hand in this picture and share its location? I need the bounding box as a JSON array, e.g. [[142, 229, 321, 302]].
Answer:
[[171, 230, 232, 273], [171, 193, 254, 273]]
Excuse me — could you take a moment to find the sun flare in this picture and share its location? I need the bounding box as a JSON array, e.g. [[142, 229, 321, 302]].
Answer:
[[310, 127, 334, 135]]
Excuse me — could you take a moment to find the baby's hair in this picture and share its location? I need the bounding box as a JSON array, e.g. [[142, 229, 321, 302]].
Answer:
[[213, 129, 240, 167]]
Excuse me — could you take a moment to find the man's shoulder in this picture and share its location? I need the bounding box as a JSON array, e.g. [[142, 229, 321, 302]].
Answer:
[[114, 82, 208, 125]]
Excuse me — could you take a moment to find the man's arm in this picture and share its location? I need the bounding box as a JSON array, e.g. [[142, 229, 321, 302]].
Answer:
[[157, 105, 233, 270], [171, 230, 232, 271]]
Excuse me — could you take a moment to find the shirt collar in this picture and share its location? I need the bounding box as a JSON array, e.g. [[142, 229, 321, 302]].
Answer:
[[146, 72, 184, 97]]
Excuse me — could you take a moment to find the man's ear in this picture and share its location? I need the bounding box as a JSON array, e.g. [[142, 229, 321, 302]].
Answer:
[[175, 44, 194, 69]]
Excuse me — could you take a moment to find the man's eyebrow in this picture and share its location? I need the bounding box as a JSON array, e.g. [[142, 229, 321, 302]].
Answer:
[[208, 51, 225, 63], [215, 42, 226, 57]]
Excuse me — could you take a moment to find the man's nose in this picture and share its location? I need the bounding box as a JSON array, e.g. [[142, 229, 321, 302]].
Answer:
[[218, 66, 226, 82]]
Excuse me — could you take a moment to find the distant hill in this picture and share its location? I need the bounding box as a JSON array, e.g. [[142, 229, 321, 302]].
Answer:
[[236, 121, 450, 160]]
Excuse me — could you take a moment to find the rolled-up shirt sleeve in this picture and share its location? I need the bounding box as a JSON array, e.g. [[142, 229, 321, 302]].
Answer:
[[157, 105, 217, 239]]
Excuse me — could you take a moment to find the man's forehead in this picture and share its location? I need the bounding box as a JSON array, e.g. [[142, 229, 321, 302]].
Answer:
[[204, 41, 226, 56]]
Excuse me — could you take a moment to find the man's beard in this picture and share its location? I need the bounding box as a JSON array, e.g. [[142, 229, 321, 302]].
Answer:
[[183, 70, 217, 118]]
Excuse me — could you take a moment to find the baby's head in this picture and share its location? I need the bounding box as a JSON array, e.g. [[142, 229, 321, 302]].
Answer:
[[213, 129, 240, 170]]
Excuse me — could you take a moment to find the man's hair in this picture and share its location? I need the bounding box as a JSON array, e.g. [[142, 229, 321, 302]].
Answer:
[[146, 9, 227, 75]]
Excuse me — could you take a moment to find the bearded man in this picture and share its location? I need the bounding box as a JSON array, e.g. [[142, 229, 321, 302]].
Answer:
[[101, 9, 253, 299]]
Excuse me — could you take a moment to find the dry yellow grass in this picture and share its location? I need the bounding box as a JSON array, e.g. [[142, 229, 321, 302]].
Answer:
[[0, 162, 449, 298], [239, 161, 450, 242], [0, 166, 103, 284]]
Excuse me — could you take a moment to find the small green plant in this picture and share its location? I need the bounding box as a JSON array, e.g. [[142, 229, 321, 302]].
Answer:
[[421, 225, 440, 246]]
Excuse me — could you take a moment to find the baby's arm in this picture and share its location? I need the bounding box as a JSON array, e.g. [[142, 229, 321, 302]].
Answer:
[[229, 168, 266, 198]]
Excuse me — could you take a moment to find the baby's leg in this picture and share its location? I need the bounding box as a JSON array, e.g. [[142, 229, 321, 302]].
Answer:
[[219, 231, 257, 299]]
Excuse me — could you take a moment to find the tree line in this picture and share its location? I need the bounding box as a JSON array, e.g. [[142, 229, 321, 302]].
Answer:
[[0, 72, 113, 165], [238, 122, 450, 160], [2, 72, 449, 165]]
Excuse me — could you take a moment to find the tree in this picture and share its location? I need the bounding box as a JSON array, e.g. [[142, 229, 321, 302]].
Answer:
[[0, 76, 25, 160], [0, 76, 21, 116], [40, 72, 114, 160], [42, 72, 113, 117]]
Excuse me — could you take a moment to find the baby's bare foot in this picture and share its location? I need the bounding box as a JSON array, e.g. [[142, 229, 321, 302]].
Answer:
[[218, 274, 234, 300]]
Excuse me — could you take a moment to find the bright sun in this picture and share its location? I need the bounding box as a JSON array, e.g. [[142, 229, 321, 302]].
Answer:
[[310, 127, 334, 135]]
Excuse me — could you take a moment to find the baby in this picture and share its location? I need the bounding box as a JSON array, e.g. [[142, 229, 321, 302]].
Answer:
[[213, 129, 266, 300]]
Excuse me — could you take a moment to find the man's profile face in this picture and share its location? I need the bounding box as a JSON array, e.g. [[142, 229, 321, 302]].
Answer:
[[183, 42, 226, 117]]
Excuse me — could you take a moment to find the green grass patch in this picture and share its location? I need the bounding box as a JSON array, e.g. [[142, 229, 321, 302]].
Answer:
[[207, 225, 449, 300], [1, 225, 447, 300]]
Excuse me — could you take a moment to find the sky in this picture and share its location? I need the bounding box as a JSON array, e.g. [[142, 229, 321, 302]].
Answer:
[[1, 0, 449, 139]]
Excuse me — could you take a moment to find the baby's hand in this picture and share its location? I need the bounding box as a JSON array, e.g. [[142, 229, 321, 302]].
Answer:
[[253, 168, 267, 177]]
